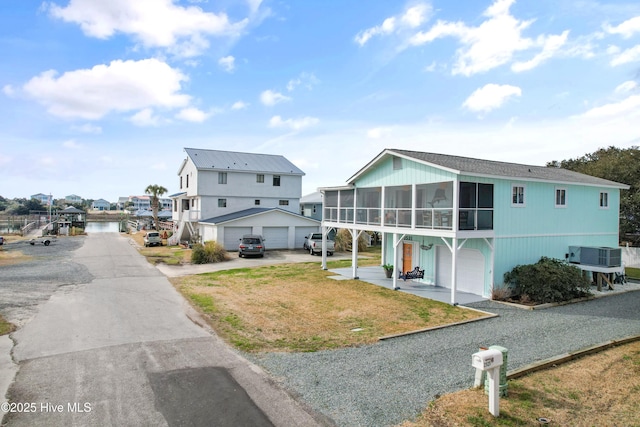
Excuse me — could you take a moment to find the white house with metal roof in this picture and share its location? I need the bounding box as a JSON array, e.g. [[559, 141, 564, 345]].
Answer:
[[170, 148, 319, 249], [319, 148, 629, 304]]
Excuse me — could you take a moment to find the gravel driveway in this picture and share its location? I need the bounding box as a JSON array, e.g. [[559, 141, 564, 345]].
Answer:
[[249, 291, 640, 427], [0, 237, 92, 326]]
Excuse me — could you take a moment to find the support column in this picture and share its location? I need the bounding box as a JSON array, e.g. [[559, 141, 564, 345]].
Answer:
[[392, 233, 399, 290], [451, 236, 458, 305], [321, 226, 328, 270], [351, 228, 359, 279]]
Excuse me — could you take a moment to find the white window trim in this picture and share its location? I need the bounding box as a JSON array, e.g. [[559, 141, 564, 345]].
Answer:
[[599, 191, 609, 209], [555, 187, 567, 208], [511, 184, 526, 207]]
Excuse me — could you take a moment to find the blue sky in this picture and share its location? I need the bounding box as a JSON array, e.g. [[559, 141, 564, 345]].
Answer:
[[1, 0, 640, 203]]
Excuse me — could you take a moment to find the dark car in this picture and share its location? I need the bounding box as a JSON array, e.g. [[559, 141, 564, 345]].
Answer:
[[238, 235, 265, 258], [0, 236, 4, 245]]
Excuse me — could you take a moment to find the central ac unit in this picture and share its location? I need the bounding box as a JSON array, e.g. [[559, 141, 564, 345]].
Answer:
[[568, 246, 621, 267]]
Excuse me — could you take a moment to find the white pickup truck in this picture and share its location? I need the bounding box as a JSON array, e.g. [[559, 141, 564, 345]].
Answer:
[[303, 233, 335, 256]]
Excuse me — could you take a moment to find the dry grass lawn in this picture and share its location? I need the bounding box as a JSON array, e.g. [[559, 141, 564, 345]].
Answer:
[[128, 230, 191, 265], [400, 340, 640, 427], [171, 260, 488, 352], [0, 235, 32, 266]]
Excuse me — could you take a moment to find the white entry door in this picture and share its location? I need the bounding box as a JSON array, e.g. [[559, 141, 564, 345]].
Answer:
[[436, 246, 485, 296]]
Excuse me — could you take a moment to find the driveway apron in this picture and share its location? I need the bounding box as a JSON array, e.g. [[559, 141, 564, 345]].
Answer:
[[5, 233, 325, 427]]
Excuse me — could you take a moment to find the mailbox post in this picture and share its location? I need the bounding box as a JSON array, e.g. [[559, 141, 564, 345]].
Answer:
[[472, 349, 503, 417]]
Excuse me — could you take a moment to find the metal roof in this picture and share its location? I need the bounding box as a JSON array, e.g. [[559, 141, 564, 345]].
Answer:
[[184, 148, 305, 175], [347, 149, 629, 189], [200, 207, 319, 224]]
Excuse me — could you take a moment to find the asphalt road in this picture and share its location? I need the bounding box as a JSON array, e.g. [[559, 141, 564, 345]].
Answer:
[[1, 233, 326, 426]]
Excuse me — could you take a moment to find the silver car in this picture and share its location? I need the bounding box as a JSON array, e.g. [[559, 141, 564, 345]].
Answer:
[[238, 235, 265, 258]]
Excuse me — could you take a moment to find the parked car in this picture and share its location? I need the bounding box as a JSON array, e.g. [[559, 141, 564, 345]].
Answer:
[[303, 233, 335, 256], [0, 236, 4, 245], [144, 231, 162, 247], [238, 235, 265, 258]]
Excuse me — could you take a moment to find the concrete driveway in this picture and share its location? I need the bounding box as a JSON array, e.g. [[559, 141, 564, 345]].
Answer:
[[2, 233, 327, 426]]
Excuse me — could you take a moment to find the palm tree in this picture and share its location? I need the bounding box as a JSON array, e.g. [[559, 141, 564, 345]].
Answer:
[[145, 184, 168, 230]]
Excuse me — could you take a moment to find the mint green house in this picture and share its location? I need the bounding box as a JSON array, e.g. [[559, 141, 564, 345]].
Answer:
[[319, 149, 628, 304]]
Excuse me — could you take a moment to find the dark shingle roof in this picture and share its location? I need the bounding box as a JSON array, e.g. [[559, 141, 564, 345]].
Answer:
[[386, 149, 628, 188], [184, 148, 305, 175]]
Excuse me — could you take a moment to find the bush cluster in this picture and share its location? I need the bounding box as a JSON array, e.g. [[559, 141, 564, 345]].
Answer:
[[334, 229, 369, 252], [191, 241, 228, 264], [503, 256, 591, 304]]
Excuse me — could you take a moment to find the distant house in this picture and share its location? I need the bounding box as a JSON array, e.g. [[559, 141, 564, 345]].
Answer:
[[91, 199, 110, 211], [300, 192, 323, 221], [65, 194, 83, 204], [320, 149, 629, 303], [31, 193, 51, 205], [170, 148, 320, 249]]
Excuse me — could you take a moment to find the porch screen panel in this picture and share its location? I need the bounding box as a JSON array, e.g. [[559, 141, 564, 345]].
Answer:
[[339, 190, 355, 222], [324, 191, 338, 221], [356, 187, 381, 225]]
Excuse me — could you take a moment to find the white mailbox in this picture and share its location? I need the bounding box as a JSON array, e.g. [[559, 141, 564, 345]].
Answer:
[[472, 349, 503, 371]]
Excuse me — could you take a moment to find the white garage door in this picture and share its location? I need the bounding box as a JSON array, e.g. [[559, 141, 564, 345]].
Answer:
[[295, 227, 319, 249], [263, 227, 289, 249], [223, 227, 252, 250], [436, 246, 485, 296]]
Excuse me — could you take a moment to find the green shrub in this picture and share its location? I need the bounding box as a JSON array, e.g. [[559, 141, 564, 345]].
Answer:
[[504, 257, 591, 304], [191, 241, 228, 264]]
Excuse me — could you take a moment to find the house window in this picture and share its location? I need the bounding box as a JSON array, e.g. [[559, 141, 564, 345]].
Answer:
[[273, 175, 281, 186], [279, 200, 289, 206], [512, 185, 525, 206], [186, 174, 189, 188], [173, 200, 177, 212], [255, 199, 260, 206], [257, 174, 264, 183], [600, 192, 609, 208], [191, 199, 195, 208], [180, 176, 183, 189], [555, 188, 567, 207], [393, 157, 403, 170], [218, 172, 227, 184], [218, 199, 227, 208]]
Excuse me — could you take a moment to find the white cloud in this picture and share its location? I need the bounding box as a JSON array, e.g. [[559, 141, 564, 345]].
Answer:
[[175, 107, 209, 122], [130, 108, 161, 126], [218, 55, 235, 72], [610, 44, 640, 66], [63, 140, 82, 149], [269, 115, 319, 130], [580, 94, 640, 119], [47, 0, 249, 58], [409, 0, 568, 76], [231, 101, 249, 110], [260, 90, 291, 106], [23, 58, 190, 120], [2, 85, 15, 96], [615, 80, 638, 94], [367, 127, 392, 139], [71, 123, 102, 134], [287, 72, 319, 92], [603, 16, 640, 39], [463, 83, 522, 113], [511, 31, 569, 72], [355, 3, 431, 46]]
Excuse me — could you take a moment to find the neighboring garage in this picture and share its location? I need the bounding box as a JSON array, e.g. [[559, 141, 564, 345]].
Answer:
[[199, 208, 321, 251], [435, 246, 486, 296]]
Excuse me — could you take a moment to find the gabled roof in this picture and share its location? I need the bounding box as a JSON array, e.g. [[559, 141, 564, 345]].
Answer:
[[183, 148, 305, 176], [347, 149, 629, 189], [61, 206, 84, 213], [200, 207, 319, 225]]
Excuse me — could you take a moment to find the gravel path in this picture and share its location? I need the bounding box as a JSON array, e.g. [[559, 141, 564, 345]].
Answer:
[[249, 291, 640, 427]]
